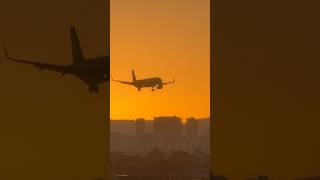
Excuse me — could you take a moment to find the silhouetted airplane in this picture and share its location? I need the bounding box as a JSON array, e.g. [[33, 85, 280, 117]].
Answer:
[[4, 27, 109, 94], [112, 70, 174, 91]]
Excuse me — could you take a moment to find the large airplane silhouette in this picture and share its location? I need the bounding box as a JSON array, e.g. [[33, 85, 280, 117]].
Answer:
[[112, 70, 174, 91], [4, 27, 109, 94]]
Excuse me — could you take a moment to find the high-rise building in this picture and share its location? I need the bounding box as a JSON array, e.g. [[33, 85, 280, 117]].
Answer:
[[153, 116, 182, 150], [135, 118, 146, 138], [186, 117, 199, 137], [135, 118, 148, 153]]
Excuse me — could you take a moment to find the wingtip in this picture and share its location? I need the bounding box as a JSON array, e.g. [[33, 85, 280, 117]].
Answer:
[[3, 43, 10, 60]]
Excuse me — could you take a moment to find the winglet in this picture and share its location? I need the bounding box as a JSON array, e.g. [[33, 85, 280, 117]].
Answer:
[[3, 43, 11, 60]]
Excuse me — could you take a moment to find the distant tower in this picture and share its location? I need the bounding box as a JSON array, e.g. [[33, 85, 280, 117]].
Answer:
[[153, 116, 182, 150], [186, 117, 199, 137], [136, 118, 146, 138]]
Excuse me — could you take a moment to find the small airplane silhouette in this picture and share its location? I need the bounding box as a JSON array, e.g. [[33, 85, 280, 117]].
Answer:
[[112, 70, 175, 91], [4, 26, 109, 94]]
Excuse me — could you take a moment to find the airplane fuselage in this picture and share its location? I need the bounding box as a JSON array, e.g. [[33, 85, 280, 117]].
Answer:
[[70, 57, 109, 87], [112, 70, 174, 91], [133, 77, 163, 89]]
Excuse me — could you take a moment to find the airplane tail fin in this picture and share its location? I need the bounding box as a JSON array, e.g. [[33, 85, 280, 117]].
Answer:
[[132, 70, 136, 82], [70, 26, 84, 64]]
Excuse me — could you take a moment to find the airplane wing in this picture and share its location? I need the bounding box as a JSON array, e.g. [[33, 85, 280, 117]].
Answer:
[[4, 44, 70, 73], [162, 78, 175, 85], [111, 76, 133, 85]]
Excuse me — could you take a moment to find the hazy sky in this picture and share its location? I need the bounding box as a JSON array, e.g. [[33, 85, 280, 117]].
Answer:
[[110, 0, 210, 120]]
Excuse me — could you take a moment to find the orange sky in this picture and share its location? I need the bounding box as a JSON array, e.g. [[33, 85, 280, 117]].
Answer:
[[110, 0, 210, 120]]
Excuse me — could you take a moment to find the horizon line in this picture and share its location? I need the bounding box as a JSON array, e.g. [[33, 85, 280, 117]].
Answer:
[[110, 116, 211, 121]]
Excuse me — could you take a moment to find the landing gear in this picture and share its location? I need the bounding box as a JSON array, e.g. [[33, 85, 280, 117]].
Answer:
[[151, 88, 155, 91], [138, 88, 141, 91], [89, 86, 99, 94]]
